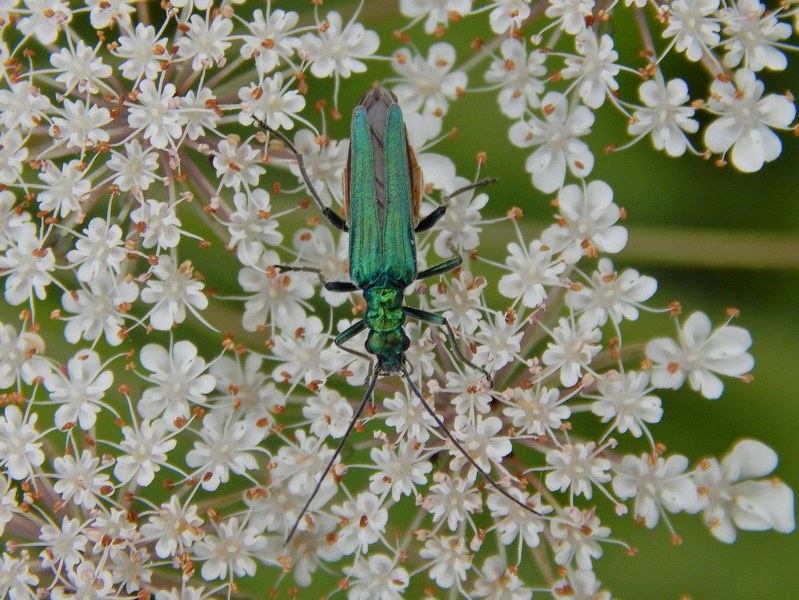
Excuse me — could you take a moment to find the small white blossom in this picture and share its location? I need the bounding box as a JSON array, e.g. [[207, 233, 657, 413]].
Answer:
[[720, 0, 792, 71], [429, 270, 485, 334], [332, 492, 388, 555], [213, 139, 266, 190], [489, 0, 533, 33], [270, 316, 338, 384], [61, 271, 139, 346], [37, 159, 91, 218], [303, 387, 354, 439], [107, 139, 160, 191], [0, 323, 50, 387], [49, 39, 111, 95], [704, 68, 796, 172], [420, 535, 471, 588], [113, 23, 166, 81], [0, 405, 45, 480], [694, 440, 795, 542], [137, 340, 216, 425], [545, 0, 595, 34], [301, 11, 380, 80], [193, 517, 267, 580], [484, 38, 547, 118], [0, 234, 55, 305], [646, 311, 754, 399], [508, 92, 595, 193], [392, 43, 467, 117], [589, 371, 663, 437], [567, 258, 657, 326], [612, 453, 699, 527], [114, 419, 176, 486], [628, 77, 699, 157], [503, 386, 571, 437], [399, 0, 472, 33], [663, 0, 721, 61], [424, 474, 482, 530], [240, 8, 302, 75], [39, 516, 88, 571], [141, 256, 208, 331], [562, 31, 620, 109], [0, 81, 52, 131], [487, 488, 548, 548], [127, 80, 184, 149], [66, 217, 127, 282], [550, 507, 610, 569], [238, 72, 306, 130], [546, 442, 612, 500], [140, 496, 204, 559], [451, 415, 512, 477], [541, 180, 628, 264], [472, 555, 533, 599], [178, 15, 232, 71], [16, 0, 73, 44], [44, 349, 113, 431], [185, 410, 267, 491], [345, 554, 409, 600], [498, 239, 565, 308], [130, 199, 182, 250], [542, 317, 602, 387], [51, 99, 111, 150], [52, 449, 112, 509], [369, 440, 432, 502], [474, 311, 524, 371]]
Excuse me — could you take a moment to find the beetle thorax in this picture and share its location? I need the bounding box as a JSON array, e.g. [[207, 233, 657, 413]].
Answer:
[[364, 286, 409, 373]]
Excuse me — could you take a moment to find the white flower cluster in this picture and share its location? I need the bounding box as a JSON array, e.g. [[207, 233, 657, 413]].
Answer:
[[0, 1, 795, 599]]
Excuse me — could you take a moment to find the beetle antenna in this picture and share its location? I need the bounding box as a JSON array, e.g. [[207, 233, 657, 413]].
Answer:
[[401, 366, 540, 518], [253, 118, 347, 232], [284, 365, 380, 545], [440, 177, 497, 205]]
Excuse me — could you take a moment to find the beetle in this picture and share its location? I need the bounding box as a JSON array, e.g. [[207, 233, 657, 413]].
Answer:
[[258, 87, 536, 543]]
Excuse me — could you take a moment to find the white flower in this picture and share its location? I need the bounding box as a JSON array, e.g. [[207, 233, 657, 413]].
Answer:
[[720, 0, 792, 71], [51, 99, 111, 149], [552, 569, 611, 600], [113, 23, 166, 81], [0, 323, 50, 387], [542, 317, 602, 387], [301, 11, 379, 79], [16, 0, 73, 44], [303, 388, 354, 439], [646, 311, 753, 399], [140, 256, 208, 331], [589, 371, 663, 437], [567, 258, 657, 326], [0, 405, 44, 480], [562, 31, 620, 109], [238, 72, 306, 130], [382, 390, 438, 442], [226, 189, 283, 267], [61, 271, 139, 346], [420, 535, 471, 588], [38, 516, 88, 571], [546, 442, 612, 500], [177, 15, 232, 71], [344, 554, 409, 600], [472, 555, 533, 599], [285, 129, 349, 207], [431, 178, 488, 256], [450, 415, 512, 477], [503, 386, 571, 437], [663, 0, 721, 61], [87, 0, 134, 29], [127, 80, 184, 149], [704, 68, 796, 172], [0, 191, 35, 251], [140, 496, 204, 559], [508, 92, 595, 193], [424, 474, 482, 530], [212, 139, 266, 191], [550, 507, 610, 569], [240, 8, 301, 75], [130, 198, 182, 250], [541, 180, 628, 263], [0, 80, 52, 131], [239, 255, 315, 331], [0, 129, 28, 184], [545, 0, 595, 34], [107, 139, 160, 192], [628, 77, 699, 157], [270, 316, 338, 384], [484, 38, 546, 118], [612, 453, 699, 527], [114, 419, 176, 486], [0, 234, 55, 305], [391, 43, 467, 117], [137, 340, 216, 425], [271, 430, 336, 503], [180, 87, 221, 140], [474, 311, 524, 371], [37, 159, 91, 218], [52, 449, 112, 509], [694, 440, 795, 542], [369, 440, 432, 502], [44, 350, 113, 431], [399, 0, 472, 34], [489, 0, 533, 33], [429, 270, 485, 334], [498, 239, 565, 308], [193, 517, 267, 580], [487, 488, 548, 548], [332, 492, 388, 555], [185, 410, 267, 491], [50, 39, 111, 95], [66, 217, 127, 282]]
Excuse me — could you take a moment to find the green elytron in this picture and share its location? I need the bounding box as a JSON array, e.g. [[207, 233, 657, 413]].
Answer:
[[259, 87, 535, 543]]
